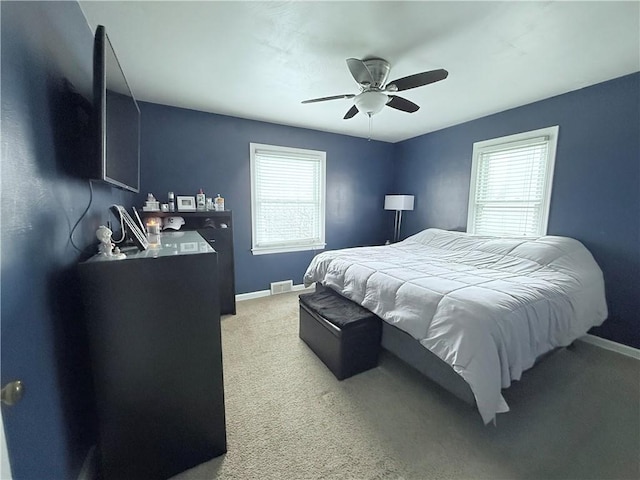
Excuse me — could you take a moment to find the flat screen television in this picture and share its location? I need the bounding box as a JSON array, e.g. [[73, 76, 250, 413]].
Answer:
[[93, 25, 140, 193]]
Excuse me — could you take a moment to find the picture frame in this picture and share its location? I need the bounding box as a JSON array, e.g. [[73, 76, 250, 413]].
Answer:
[[176, 195, 196, 212]]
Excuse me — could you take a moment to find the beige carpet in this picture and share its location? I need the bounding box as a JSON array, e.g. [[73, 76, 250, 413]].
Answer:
[[173, 291, 640, 480]]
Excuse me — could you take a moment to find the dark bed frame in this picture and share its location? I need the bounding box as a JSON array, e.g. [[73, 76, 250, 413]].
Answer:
[[381, 321, 476, 406]]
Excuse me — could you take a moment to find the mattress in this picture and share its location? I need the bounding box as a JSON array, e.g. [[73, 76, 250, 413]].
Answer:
[[303, 228, 608, 424]]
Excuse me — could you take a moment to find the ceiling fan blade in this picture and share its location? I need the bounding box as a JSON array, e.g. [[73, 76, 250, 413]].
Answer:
[[301, 94, 355, 104], [343, 105, 359, 119], [386, 96, 420, 113], [346, 58, 374, 86], [387, 69, 448, 92]]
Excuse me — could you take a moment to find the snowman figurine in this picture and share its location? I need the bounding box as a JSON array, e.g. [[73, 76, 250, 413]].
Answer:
[[96, 225, 125, 259]]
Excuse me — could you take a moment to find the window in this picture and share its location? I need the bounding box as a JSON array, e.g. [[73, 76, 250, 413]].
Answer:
[[467, 126, 559, 237], [250, 143, 326, 255]]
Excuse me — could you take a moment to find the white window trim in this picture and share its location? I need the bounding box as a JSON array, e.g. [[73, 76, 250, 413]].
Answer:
[[250, 142, 326, 255], [467, 125, 559, 237]]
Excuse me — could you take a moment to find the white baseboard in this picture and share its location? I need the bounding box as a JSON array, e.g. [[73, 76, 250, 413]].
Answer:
[[77, 445, 97, 480], [236, 283, 314, 302], [578, 334, 640, 360]]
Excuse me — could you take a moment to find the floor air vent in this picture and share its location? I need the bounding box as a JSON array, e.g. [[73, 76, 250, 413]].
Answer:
[[270, 280, 293, 295]]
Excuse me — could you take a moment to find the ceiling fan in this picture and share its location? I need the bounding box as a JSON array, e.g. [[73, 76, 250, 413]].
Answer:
[[302, 57, 448, 119]]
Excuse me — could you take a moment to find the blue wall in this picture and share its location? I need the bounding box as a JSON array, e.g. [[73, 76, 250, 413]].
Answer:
[[138, 102, 395, 294], [1, 2, 133, 478], [395, 73, 640, 348]]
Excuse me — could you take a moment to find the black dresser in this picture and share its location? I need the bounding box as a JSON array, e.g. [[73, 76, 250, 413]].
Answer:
[[79, 231, 226, 480]]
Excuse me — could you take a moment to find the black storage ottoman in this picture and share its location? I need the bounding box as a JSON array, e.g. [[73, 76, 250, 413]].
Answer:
[[299, 288, 382, 380]]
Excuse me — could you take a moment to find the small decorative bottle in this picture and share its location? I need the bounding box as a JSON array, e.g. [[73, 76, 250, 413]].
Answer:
[[214, 194, 224, 212], [196, 189, 206, 211]]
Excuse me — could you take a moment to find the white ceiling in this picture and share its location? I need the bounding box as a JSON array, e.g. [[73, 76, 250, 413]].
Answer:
[[79, 1, 640, 143]]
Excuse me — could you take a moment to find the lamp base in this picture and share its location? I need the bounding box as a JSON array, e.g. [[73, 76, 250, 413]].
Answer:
[[393, 210, 404, 243]]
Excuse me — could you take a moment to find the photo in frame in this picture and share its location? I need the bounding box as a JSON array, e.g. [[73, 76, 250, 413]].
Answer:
[[176, 196, 196, 212]]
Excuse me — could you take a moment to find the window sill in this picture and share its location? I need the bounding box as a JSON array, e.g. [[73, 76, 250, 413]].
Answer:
[[251, 244, 326, 256]]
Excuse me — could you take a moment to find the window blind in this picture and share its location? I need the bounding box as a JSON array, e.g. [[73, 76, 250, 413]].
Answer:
[[251, 144, 325, 254], [469, 130, 556, 237]]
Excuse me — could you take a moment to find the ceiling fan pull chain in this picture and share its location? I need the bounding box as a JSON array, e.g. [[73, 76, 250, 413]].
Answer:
[[368, 114, 372, 141]]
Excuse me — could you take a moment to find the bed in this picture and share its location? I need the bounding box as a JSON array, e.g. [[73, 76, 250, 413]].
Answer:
[[303, 228, 608, 424]]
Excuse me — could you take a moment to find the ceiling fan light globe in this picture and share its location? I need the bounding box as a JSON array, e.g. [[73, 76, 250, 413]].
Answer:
[[354, 91, 388, 116]]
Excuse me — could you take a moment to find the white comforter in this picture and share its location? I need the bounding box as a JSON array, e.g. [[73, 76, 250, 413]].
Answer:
[[303, 229, 608, 424]]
